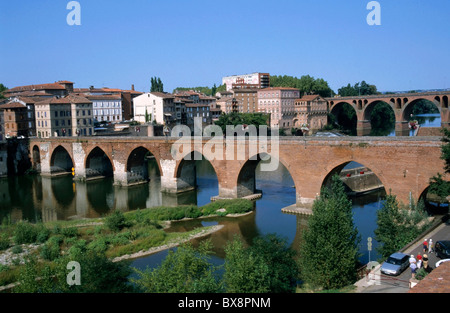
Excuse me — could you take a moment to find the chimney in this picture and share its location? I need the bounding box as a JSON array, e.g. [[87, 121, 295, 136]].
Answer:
[[131, 84, 135, 91]]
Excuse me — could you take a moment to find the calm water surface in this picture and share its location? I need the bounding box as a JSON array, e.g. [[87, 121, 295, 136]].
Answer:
[[0, 159, 385, 269]]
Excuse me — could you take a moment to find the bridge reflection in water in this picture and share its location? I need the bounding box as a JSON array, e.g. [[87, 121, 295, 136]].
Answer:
[[0, 158, 390, 267]]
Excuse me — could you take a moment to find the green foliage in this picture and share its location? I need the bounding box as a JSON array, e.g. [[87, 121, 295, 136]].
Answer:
[[428, 173, 450, 204], [36, 224, 51, 243], [173, 84, 226, 96], [132, 241, 220, 293], [374, 192, 431, 258], [441, 127, 450, 174], [13, 221, 38, 245], [11, 245, 23, 254], [370, 102, 395, 136], [299, 175, 360, 290], [223, 236, 270, 293], [248, 234, 299, 293], [338, 81, 378, 97], [105, 210, 129, 232], [39, 241, 60, 261], [270, 75, 335, 98], [150, 77, 164, 92], [0, 233, 10, 251], [214, 112, 270, 133], [13, 257, 56, 293], [14, 250, 134, 293], [411, 100, 440, 115], [0, 83, 7, 99]]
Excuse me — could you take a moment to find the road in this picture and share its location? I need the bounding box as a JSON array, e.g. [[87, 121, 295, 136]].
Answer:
[[355, 217, 450, 293]]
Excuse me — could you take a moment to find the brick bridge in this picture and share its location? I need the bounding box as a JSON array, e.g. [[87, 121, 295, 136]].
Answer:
[[326, 91, 450, 136], [28, 136, 447, 209]]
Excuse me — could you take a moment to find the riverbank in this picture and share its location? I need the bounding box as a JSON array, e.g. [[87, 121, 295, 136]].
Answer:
[[0, 199, 254, 289]]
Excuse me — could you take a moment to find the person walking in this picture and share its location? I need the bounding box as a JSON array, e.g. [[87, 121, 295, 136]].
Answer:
[[422, 254, 433, 274], [416, 253, 422, 269], [410, 261, 417, 279], [428, 239, 433, 254], [422, 239, 428, 253]]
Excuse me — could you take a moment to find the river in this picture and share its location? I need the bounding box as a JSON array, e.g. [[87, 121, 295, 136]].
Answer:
[[0, 157, 387, 271]]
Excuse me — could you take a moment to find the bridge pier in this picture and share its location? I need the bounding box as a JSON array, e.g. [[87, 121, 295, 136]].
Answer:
[[39, 143, 52, 177], [357, 120, 372, 136], [72, 142, 86, 181], [395, 121, 410, 137]]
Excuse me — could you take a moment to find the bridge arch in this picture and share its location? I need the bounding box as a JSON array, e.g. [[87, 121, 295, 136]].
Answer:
[[126, 146, 161, 185], [85, 147, 114, 179], [32, 145, 41, 172], [50, 145, 74, 175], [329, 101, 358, 135], [401, 98, 441, 122], [236, 152, 296, 199], [362, 100, 395, 136], [321, 161, 386, 197], [174, 150, 219, 194]]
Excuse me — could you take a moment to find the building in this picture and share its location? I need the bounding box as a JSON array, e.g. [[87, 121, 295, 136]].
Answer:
[[35, 94, 94, 138], [293, 95, 328, 132], [133, 92, 176, 126], [222, 73, 270, 91], [85, 94, 123, 123], [75, 85, 142, 121], [230, 88, 258, 113], [0, 96, 36, 138], [5, 81, 74, 98], [185, 102, 212, 127], [257, 87, 300, 128]]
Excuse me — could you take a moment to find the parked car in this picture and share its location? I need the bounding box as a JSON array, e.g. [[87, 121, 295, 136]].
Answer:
[[380, 252, 410, 276], [434, 240, 450, 259]]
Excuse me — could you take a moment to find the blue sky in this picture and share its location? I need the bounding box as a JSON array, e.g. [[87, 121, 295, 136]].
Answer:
[[1, 0, 449, 93]]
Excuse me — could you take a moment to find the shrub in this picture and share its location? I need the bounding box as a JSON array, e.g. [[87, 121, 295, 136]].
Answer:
[[11, 245, 23, 254], [13, 221, 38, 245], [105, 210, 128, 232], [40, 241, 60, 261], [61, 227, 78, 238], [0, 233, 10, 251], [36, 224, 51, 243]]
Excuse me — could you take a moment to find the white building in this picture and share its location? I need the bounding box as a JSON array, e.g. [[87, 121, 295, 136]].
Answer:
[[133, 92, 175, 125], [222, 72, 270, 91], [86, 94, 122, 123]]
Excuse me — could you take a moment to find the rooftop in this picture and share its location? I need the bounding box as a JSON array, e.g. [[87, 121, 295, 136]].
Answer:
[[408, 262, 450, 293]]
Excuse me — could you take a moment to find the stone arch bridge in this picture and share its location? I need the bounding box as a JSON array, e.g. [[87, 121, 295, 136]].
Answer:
[[29, 136, 446, 209], [326, 91, 450, 136]]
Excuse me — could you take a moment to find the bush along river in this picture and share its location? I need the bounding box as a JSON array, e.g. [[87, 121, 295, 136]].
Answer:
[[0, 157, 392, 275]]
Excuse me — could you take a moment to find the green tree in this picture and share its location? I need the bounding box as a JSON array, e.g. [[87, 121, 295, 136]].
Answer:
[[299, 175, 360, 290], [270, 75, 334, 98], [223, 236, 270, 293], [150, 77, 164, 92], [132, 241, 220, 293], [214, 112, 269, 133], [338, 81, 378, 97], [0, 83, 7, 99], [441, 127, 450, 174], [13, 249, 133, 293], [374, 193, 431, 258], [428, 173, 450, 207], [250, 234, 299, 293]]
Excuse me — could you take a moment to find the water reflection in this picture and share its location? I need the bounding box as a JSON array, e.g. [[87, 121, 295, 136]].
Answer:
[[0, 159, 386, 268]]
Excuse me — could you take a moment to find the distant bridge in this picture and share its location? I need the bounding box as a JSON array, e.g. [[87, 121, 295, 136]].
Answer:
[[325, 91, 450, 136]]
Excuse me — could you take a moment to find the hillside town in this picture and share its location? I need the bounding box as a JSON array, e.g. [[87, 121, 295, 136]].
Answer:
[[0, 72, 329, 141]]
